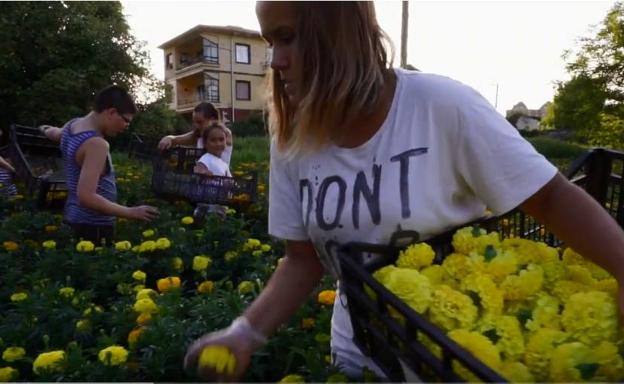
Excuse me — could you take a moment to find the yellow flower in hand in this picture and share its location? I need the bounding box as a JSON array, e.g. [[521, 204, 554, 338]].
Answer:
[[198, 345, 236, 375]]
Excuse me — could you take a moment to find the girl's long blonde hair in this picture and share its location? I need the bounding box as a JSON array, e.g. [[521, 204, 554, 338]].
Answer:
[[268, 2, 394, 157]]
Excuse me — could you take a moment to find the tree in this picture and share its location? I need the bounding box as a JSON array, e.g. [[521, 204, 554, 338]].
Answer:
[[0, 1, 152, 131]]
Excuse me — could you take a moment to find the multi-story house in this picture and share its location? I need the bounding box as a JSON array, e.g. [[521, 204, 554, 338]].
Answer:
[[159, 25, 270, 122]]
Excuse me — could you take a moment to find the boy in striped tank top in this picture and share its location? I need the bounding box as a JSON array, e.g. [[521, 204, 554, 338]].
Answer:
[[39, 85, 159, 245]]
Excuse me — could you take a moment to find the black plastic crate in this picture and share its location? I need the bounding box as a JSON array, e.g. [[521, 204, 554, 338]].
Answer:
[[8, 124, 67, 209], [127, 133, 160, 161], [151, 147, 257, 206], [338, 147, 624, 382]]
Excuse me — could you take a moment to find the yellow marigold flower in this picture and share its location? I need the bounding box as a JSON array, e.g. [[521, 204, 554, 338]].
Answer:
[[98, 345, 128, 366], [448, 329, 501, 382], [562, 247, 611, 280], [224, 251, 238, 263], [157, 276, 181, 292], [476, 315, 525, 360], [197, 281, 214, 294], [192, 255, 212, 271], [58, 287, 75, 298], [128, 328, 143, 347], [452, 226, 483, 254], [115, 240, 132, 251], [45, 225, 58, 232], [243, 238, 261, 251], [132, 270, 146, 283], [483, 250, 518, 284], [142, 229, 155, 238], [261, 244, 271, 252], [0, 366, 18, 381], [593, 277, 618, 296], [279, 374, 305, 383], [136, 288, 157, 301], [225, 207, 237, 215], [428, 285, 477, 332], [301, 318, 315, 329], [552, 280, 589, 302], [524, 328, 568, 381], [75, 319, 91, 332], [592, 341, 624, 381], [133, 298, 158, 314], [565, 264, 595, 285], [525, 293, 561, 332], [42, 240, 56, 249], [549, 342, 600, 382], [131, 245, 140, 252], [75, 240, 94, 252], [238, 280, 255, 294], [561, 291, 617, 346], [181, 216, 194, 225], [397, 243, 435, 270], [2, 241, 18, 252], [155, 237, 171, 250], [2, 346, 25, 362], [540, 260, 567, 292], [10, 292, 28, 302], [83, 304, 104, 316], [500, 361, 534, 383], [420, 265, 457, 289], [172, 257, 184, 271], [33, 350, 65, 375], [441, 252, 483, 280], [375, 266, 432, 314], [460, 272, 503, 316], [138, 240, 156, 253], [136, 312, 152, 326], [317, 290, 336, 305], [500, 264, 544, 300], [198, 346, 236, 375], [252, 250, 263, 257]]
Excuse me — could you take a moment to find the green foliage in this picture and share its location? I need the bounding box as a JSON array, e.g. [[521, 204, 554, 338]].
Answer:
[[119, 99, 189, 144], [0, 1, 153, 128], [232, 114, 267, 137], [548, 74, 607, 134]]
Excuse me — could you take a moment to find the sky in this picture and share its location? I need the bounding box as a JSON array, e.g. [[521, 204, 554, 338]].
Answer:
[[121, 0, 617, 115]]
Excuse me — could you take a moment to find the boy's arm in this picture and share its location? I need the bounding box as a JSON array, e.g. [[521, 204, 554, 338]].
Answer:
[[39, 125, 64, 143], [0, 156, 15, 173], [158, 131, 196, 149]]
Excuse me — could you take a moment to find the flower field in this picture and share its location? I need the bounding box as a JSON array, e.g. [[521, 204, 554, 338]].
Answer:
[[0, 155, 344, 382]]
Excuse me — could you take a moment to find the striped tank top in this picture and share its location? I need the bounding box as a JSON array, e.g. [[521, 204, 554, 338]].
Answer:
[[60, 120, 117, 225], [0, 168, 17, 197]]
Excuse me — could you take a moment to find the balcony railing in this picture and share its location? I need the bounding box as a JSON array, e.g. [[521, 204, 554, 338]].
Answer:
[[177, 56, 219, 71], [177, 94, 220, 110]]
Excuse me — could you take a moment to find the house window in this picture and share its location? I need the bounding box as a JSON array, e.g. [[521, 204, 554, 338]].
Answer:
[[235, 43, 251, 64], [166, 53, 173, 69], [236, 80, 251, 100], [204, 74, 219, 103], [203, 39, 219, 64]]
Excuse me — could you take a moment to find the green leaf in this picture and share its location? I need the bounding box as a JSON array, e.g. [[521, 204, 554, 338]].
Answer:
[[466, 291, 482, 308], [516, 308, 533, 326], [482, 329, 501, 344], [575, 363, 600, 380], [471, 226, 481, 237], [484, 245, 497, 262]]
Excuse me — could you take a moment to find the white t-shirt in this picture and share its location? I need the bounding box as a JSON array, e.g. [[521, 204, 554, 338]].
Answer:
[[197, 138, 233, 165], [268, 69, 558, 373], [197, 152, 231, 177]]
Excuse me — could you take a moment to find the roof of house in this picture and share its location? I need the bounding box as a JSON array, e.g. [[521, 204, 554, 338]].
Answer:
[[159, 25, 263, 49]]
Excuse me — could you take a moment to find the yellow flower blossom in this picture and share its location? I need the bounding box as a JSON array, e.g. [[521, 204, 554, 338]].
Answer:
[[562, 247, 611, 280], [301, 318, 315, 329], [552, 280, 590, 302], [2, 241, 18, 252], [42, 240, 56, 249], [157, 276, 181, 292], [0, 366, 18, 381], [593, 277, 618, 296], [10, 292, 28, 302], [44, 225, 58, 232], [136, 312, 152, 326], [448, 329, 501, 382], [138, 240, 156, 253], [317, 290, 336, 305], [540, 260, 567, 292], [261, 244, 271, 252], [561, 291, 618, 346], [237, 280, 255, 294], [243, 238, 261, 251], [155, 237, 171, 250], [397, 242, 435, 270], [452, 226, 483, 254], [252, 250, 263, 257], [198, 346, 236, 375], [500, 264, 544, 300], [33, 350, 65, 375], [429, 285, 477, 331], [2, 346, 25, 362], [142, 229, 155, 238], [483, 250, 518, 284], [58, 287, 75, 298], [133, 298, 158, 314], [500, 361, 534, 382], [181, 216, 194, 225], [132, 270, 146, 283], [192, 255, 212, 271], [279, 374, 305, 382], [524, 328, 568, 381], [420, 265, 457, 289], [375, 266, 432, 314], [135, 288, 157, 301], [441, 252, 483, 280], [128, 328, 143, 347], [525, 293, 561, 332], [197, 281, 214, 294], [98, 345, 128, 366], [115, 240, 132, 251], [460, 272, 503, 316], [224, 251, 238, 263], [75, 240, 94, 252], [476, 315, 525, 360], [172, 257, 184, 271]]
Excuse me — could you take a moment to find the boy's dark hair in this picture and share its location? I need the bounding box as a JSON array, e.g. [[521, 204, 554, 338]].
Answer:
[[93, 85, 137, 115], [194, 102, 220, 120], [201, 122, 227, 142]]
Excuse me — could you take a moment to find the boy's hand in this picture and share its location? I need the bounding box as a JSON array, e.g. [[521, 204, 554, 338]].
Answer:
[[158, 136, 174, 150], [127, 205, 159, 221]]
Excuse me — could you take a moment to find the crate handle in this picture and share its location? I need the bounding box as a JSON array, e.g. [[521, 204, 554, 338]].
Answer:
[[388, 229, 420, 248]]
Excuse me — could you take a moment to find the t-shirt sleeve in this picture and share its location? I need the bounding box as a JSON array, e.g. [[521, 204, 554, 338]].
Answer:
[[454, 87, 558, 215], [268, 142, 309, 241]]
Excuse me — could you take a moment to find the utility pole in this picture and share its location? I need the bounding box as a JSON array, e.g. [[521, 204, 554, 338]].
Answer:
[[400, 1, 409, 68], [230, 36, 235, 123]]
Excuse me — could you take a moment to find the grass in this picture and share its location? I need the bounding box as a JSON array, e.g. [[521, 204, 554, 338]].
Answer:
[[231, 135, 270, 167], [526, 136, 588, 172]]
